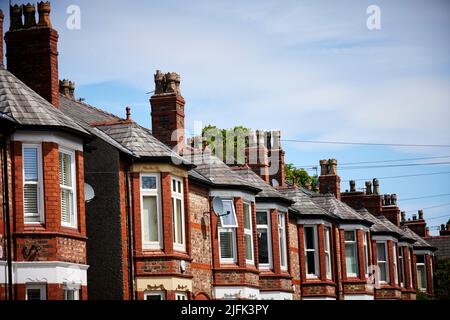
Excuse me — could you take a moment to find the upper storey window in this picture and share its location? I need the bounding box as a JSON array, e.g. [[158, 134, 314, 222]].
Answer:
[[304, 225, 319, 278], [23, 144, 44, 224], [59, 149, 77, 228], [218, 200, 238, 263], [172, 176, 185, 252], [243, 202, 254, 265], [344, 230, 359, 277], [141, 173, 162, 249]]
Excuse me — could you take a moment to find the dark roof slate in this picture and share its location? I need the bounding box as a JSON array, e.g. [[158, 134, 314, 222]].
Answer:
[[0, 66, 87, 135], [311, 194, 367, 223], [401, 226, 436, 250], [279, 187, 331, 217]]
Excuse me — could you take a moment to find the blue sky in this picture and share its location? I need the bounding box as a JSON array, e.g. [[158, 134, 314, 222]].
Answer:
[[3, 0, 450, 234]]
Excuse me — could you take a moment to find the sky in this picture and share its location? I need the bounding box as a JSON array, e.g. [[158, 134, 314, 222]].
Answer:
[[2, 0, 450, 234]]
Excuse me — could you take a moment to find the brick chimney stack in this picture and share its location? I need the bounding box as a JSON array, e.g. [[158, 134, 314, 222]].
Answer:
[[150, 70, 185, 154], [403, 210, 427, 237], [5, 2, 60, 107], [245, 130, 270, 183], [319, 159, 341, 200], [268, 130, 286, 188]]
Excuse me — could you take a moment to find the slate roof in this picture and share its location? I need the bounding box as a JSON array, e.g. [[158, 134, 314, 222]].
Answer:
[[425, 236, 450, 258], [185, 151, 260, 192], [232, 167, 293, 204], [0, 66, 88, 136], [311, 194, 370, 224], [279, 187, 331, 217], [60, 95, 189, 165], [401, 226, 436, 250]]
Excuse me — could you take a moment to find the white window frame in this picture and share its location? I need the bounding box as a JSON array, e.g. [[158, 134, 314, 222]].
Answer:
[[243, 202, 254, 265], [304, 225, 320, 279], [278, 212, 288, 271], [218, 199, 238, 263], [256, 210, 272, 270], [399, 246, 406, 288], [175, 292, 188, 300], [408, 248, 414, 289], [363, 232, 369, 278], [26, 283, 46, 300], [59, 148, 78, 228], [344, 230, 359, 278], [144, 291, 166, 300], [392, 242, 399, 285], [63, 287, 80, 300], [140, 173, 163, 250], [171, 176, 185, 252], [416, 254, 427, 292], [22, 144, 44, 224], [324, 227, 332, 280], [377, 241, 389, 284]]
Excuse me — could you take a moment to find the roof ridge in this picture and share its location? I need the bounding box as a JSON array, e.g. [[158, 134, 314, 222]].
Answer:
[[60, 94, 123, 122]]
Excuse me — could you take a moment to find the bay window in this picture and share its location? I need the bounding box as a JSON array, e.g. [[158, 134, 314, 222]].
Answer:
[[324, 227, 332, 280], [278, 212, 288, 270], [399, 246, 405, 287], [26, 284, 46, 300], [393, 243, 399, 285], [304, 226, 319, 278], [23, 144, 44, 224], [408, 248, 414, 288], [243, 202, 254, 264], [363, 232, 369, 277], [416, 255, 427, 292], [171, 177, 185, 252], [377, 242, 389, 283], [63, 288, 80, 300], [256, 211, 272, 269], [141, 173, 162, 249], [218, 200, 238, 263], [344, 230, 359, 277], [59, 149, 77, 228], [144, 291, 165, 300]]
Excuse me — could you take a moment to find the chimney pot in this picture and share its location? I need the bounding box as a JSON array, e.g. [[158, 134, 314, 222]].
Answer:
[[349, 180, 356, 192], [10, 4, 23, 31], [126, 107, 131, 120], [391, 193, 398, 206], [365, 181, 372, 195], [59, 79, 70, 97], [68, 81, 75, 99], [383, 194, 391, 205], [441, 224, 445, 231], [37, 1, 52, 28], [329, 159, 338, 175], [412, 214, 417, 221], [401, 211, 406, 222], [23, 3, 36, 28], [418, 209, 424, 220], [373, 178, 380, 195], [319, 159, 328, 175]]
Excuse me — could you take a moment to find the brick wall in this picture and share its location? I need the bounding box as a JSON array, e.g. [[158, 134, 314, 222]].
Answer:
[[189, 182, 213, 299]]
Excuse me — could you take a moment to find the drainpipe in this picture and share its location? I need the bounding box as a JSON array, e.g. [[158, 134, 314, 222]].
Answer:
[[124, 161, 134, 300], [1, 135, 13, 300], [333, 225, 341, 300]]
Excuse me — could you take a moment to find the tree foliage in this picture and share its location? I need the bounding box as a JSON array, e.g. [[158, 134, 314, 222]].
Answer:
[[285, 163, 318, 189], [434, 258, 450, 300]]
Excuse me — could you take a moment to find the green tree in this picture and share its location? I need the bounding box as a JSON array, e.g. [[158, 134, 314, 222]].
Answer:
[[434, 258, 450, 300], [285, 163, 318, 189]]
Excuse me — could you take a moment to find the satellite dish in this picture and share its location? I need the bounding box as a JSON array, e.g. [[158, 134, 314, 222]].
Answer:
[[84, 183, 95, 203], [272, 179, 279, 188], [212, 197, 224, 216]]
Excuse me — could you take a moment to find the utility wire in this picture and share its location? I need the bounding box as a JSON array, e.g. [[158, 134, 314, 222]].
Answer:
[[399, 193, 450, 202], [337, 161, 450, 170], [282, 139, 450, 148], [294, 155, 450, 168], [405, 202, 450, 213], [341, 171, 450, 182], [426, 214, 450, 221]]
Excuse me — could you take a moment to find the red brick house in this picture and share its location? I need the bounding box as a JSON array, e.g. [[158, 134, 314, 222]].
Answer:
[[0, 4, 90, 300], [0, 2, 439, 301]]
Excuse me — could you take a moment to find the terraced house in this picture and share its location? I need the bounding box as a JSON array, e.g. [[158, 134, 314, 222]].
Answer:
[[0, 2, 439, 300]]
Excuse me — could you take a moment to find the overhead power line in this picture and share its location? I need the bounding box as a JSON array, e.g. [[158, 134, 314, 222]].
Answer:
[[282, 139, 450, 148], [405, 202, 450, 213], [427, 214, 450, 221], [399, 193, 450, 202], [294, 155, 450, 168], [341, 171, 450, 182], [338, 161, 450, 170]]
